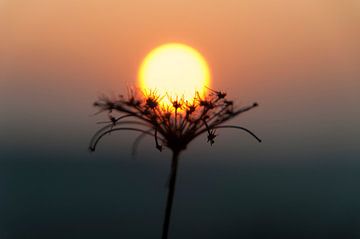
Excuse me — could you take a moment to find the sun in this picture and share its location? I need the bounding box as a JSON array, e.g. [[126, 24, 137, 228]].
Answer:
[[138, 43, 211, 105]]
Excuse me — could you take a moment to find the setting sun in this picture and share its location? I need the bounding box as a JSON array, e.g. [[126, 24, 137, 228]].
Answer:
[[138, 43, 211, 104]]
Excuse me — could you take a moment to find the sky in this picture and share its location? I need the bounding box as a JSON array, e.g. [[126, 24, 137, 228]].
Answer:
[[1, 0, 360, 238]]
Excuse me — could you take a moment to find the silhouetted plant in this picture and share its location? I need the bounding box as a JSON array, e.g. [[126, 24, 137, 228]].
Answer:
[[89, 88, 261, 239]]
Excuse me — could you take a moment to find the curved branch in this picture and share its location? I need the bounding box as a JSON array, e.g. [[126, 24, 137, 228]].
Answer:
[[131, 129, 155, 156], [213, 125, 262, 142], [96, 114, 135, 125], [114, 120, 151, 128], [155, 127, 163, 151], [202, 119, 211, 135], [95, 103, 156, 128], [192, 125, 261, 143], [207, 102, 258, 128], [91, 120, 151, 144], [89, 127, 156, 152]]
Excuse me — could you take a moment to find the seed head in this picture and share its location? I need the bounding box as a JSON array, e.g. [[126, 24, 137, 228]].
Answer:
[[89, 89, 261, 154]]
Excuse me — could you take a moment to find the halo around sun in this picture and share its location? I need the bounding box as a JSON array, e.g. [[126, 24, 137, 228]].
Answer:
[[138, 43, 211, 104]]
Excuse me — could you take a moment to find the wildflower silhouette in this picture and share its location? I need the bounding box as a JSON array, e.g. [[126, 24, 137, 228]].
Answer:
[[89, 88, 261, 239]]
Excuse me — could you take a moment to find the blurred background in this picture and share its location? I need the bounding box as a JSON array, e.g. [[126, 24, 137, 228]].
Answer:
[[1, 0, 360, 238]]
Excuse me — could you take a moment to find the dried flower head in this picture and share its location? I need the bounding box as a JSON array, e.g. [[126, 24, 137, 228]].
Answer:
[[89, 88, 261, 154]]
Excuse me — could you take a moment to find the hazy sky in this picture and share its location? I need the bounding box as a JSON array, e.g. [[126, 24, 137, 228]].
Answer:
[[1, 1, 360, 238], [1, 0, 359, 157]]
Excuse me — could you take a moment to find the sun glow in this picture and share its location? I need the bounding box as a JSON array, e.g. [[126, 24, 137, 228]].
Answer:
[[138, 43, 211, 105]]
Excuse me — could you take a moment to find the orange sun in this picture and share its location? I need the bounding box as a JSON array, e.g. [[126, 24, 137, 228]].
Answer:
[[138, 43, 211, 105]]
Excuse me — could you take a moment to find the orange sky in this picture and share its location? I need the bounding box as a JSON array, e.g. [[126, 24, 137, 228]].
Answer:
[[2, 0, 359, 89], [1, 0, 359, 154]]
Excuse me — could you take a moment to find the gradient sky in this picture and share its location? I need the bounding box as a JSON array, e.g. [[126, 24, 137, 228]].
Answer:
[[1, 0, 359, 152], [1, 1, 360, 238]]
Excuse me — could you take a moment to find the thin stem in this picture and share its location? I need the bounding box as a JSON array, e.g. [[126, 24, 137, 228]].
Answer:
[[174, 108, 178, 131], [162, 151, 180, 239]]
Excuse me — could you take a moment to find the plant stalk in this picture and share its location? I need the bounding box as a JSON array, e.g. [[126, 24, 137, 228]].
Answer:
[[161, 150, 180, 239]]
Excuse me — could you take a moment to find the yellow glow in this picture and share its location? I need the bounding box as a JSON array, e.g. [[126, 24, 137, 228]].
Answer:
[[138, 43, 211, 105]]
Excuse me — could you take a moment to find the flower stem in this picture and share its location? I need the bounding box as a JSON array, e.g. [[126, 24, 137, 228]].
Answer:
[[162, 150, 180, 239]]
